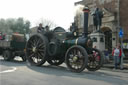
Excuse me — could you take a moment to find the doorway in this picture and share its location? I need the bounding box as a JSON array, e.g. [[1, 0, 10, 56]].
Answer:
[[101, 27, 112, 52]]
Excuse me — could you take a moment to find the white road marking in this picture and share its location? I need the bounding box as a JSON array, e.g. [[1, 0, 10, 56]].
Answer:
[[0, 67, 17, 74]]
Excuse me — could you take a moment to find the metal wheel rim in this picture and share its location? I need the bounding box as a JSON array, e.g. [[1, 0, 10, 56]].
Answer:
[[26, 35, 46, 64], [67, 48, 85, 70]]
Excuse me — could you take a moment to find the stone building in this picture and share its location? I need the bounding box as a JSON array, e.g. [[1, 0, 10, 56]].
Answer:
[[75, 0, 128, 52], [30, 26, 38, 34]]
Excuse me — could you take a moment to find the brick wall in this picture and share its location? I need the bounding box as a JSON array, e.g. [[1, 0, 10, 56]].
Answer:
[[120, 0, 128, 40], [75, 0, 128, 40], [77, 0, 118, 13]]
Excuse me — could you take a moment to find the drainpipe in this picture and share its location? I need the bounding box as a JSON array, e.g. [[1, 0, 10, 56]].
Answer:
[[117, 0, 120, 27], [117, 0, 120, 44], [117, 0, 124, 69]]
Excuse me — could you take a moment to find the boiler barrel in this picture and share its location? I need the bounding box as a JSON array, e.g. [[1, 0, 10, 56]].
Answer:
[[63, 37, 88, 48]]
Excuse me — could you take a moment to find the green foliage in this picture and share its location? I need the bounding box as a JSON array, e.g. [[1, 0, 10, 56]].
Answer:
[[0, 18, 30, 34]]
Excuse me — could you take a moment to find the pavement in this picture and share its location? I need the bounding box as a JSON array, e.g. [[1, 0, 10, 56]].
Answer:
[[102, 60, 128, 73]]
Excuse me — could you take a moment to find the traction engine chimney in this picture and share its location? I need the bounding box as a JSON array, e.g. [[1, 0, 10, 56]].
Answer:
[[83, 7, 89, 37]]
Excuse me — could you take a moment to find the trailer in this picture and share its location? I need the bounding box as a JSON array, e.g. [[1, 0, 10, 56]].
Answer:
[[0, 33, 26, 61]]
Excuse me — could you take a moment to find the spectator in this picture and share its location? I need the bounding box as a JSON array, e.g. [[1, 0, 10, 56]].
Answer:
[[112, 44, 122, 69], [93, 46, 97, 49], [104, 49, 109, 63], [0, 32, 2, 40], [0, 32, 5, 40]]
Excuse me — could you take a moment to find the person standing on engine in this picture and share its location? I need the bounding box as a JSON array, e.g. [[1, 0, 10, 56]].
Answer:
[[37, 23, 45, 33]]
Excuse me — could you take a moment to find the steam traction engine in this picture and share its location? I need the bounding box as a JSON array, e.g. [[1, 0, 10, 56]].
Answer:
[[26, 7, 103, 72]]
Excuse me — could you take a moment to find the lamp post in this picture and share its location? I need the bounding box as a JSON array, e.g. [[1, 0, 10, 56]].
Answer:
[[117, 0, 120, 28], [117, 0, 124, 69]]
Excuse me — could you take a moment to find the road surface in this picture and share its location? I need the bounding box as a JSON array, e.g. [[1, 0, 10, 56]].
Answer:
[[0, 57, 128, 85]]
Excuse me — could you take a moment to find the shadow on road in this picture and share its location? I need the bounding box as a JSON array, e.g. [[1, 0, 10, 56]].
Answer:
[[1, 59, 128, 85], [0, 59, 26, 67], [27, 63, 128, 85]]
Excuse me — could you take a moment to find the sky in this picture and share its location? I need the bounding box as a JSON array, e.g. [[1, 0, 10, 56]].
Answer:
[[0, 0, 81, 29]]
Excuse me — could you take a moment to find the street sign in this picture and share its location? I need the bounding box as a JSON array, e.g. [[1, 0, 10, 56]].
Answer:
[[119, 28, 124, 38]]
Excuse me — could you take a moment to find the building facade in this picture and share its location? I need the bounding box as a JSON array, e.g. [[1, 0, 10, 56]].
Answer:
[[75, 0, 128, 52]]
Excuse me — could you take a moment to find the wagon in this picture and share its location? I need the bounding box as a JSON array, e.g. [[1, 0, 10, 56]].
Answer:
[[0, 33, 26, 61]]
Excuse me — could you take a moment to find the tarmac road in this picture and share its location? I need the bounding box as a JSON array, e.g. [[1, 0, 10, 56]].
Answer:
[[0, 56, 128, 85]]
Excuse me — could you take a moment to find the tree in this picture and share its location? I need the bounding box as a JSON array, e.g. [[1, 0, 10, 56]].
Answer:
[[12, 18, 30, 34], [0, 18, 31, 34], [37, 18, 57, 29], [0, 19, 6, 32], [24, 20, 30, 34], [0, 19, 13, 34]]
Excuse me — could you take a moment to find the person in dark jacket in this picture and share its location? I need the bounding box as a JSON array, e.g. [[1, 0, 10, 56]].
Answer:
[[45, 25, 49, 32], [104, 49, 110, 63], [37, 23, 45, 33]]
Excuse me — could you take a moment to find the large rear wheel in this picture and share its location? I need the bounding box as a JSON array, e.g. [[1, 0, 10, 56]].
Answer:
[[65, 45, 88, 73], [26, 34, 47, 66]]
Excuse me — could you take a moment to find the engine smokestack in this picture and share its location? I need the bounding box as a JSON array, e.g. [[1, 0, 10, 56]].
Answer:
[[83, 7, 89, 37]]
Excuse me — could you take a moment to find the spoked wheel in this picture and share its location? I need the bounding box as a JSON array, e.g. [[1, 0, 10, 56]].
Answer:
[[26, 34, 47, 66], [87, 48, 103, 71], [65, 45, 88, 73], [3, 50, 13, 61], [47, 57, 64, 66]]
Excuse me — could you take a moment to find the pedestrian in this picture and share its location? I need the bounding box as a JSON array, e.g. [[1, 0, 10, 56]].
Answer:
[[104, 49, 109, 63], [93, 46, 97, 49], [120, 47, 125, 70], [92, 46, 100, 61], [37, 23, 45, 33], [0, 32, 2, 40], [112, 43, 122, 69]]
